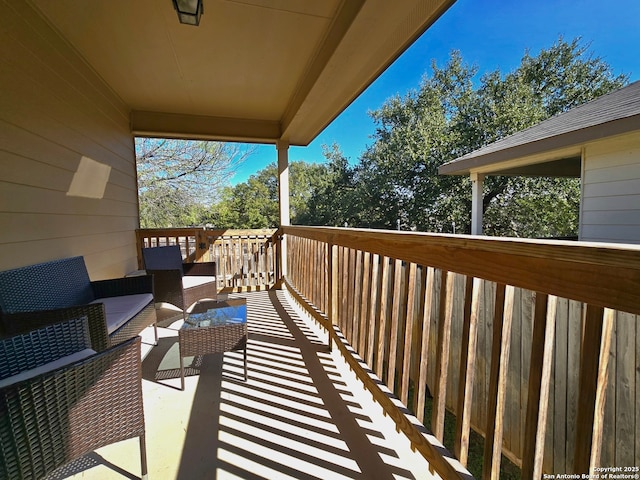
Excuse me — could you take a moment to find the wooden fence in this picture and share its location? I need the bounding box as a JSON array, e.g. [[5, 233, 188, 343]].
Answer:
[[135, 228, 278, 291], [282, 225, 640, 479]]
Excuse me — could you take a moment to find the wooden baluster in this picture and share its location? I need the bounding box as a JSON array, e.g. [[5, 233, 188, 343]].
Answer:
[[303, 237, 309, 294], [346, 248, 356, 344], [327, 242, 337, 351], [311, 239, 317, 302], [226, 237, 233, 288], [242, 237, 248, 287], [234, 237, 240, 287], [416, 266, 434, 424], [295, 236, 301, 292], [432, 270, 455, 441], [522, 293, 557, 479], [574, 305, 614, 473], [401, 262, 418, 405], [317, 240, 321, 305], [247, 238, 254, 287], [388, 259, 404, 391], [339, 247, 348, 335], [367, 254, 380, 368], [324, 240, 329, 311], [454, 276, 481, 466], [376, 256, 391, 379], [259, 234, 263, 283], [359, 251, 371, 360], [352, 250, 363, 352], [483, 283, 514, 480]]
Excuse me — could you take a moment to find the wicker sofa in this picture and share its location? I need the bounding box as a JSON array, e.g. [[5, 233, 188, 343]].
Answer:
[[0, 256, 157, 345], [0, 314, 148, 480]]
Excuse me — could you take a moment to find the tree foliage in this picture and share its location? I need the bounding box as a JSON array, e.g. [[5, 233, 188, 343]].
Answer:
[[327, 37, 627, 236], [206, 161, 330, 228], [136, 138, 250, 228]]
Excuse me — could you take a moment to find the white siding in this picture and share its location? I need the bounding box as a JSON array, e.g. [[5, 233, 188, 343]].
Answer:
[[0, 3, 139, 278], [580, 132, 640, 244]]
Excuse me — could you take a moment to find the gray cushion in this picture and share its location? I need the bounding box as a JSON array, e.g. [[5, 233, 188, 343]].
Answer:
[[182, 276, 216, 289], [91, 293, 153, 334]]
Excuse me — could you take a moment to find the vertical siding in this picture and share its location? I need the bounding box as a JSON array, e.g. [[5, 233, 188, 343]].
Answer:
[[0, 2, 139, 279], [581, 132, 640, 244]]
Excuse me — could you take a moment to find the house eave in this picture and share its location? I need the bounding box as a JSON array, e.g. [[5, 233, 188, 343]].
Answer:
[[439, 113, 640, 177]]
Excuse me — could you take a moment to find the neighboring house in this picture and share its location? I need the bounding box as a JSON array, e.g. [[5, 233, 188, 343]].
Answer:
[[439, 80, 640, 244]]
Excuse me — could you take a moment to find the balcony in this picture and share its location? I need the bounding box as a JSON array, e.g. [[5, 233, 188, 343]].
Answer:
[[5, 2, 638, 478]]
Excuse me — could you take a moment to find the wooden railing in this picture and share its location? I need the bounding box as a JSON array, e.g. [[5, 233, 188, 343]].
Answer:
[[135, 228, 278, 292], [281, 225, 640, 479]]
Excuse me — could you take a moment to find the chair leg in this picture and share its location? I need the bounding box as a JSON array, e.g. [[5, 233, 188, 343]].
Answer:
[[153, 323, 158, 346], [140, 434, 149, 480], [243, 345, 248, 381], [179, 354, 185, 391]]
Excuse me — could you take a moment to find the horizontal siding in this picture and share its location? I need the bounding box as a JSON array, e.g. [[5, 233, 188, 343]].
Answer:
[[0, 2, 139, 278], [582, 193, 640, 212], [581, 133, 640, 245]]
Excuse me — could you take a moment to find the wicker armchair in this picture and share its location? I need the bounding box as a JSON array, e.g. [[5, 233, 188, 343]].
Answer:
[[0, 316, 148, 480], [142, 245, 217, 317]]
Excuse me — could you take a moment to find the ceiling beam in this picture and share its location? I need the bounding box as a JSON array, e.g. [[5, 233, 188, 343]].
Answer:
[[280, 0, 365, 140], [130, 110, 281, 143]]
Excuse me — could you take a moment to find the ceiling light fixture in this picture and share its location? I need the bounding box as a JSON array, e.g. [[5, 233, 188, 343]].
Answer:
[[172, 0, 203, 26]]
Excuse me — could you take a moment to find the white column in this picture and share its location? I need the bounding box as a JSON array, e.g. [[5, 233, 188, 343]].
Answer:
[[277, 140, 290, 227], [277, 140, 289, 279], [471, 173, 484, 235]]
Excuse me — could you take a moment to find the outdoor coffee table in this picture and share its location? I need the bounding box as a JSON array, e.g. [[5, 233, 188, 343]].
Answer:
[[178, 298, 247, 390]]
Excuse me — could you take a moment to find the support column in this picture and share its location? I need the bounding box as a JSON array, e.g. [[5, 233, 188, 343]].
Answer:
[[277, 140, 290, 280], [471, 173, 484, 235]]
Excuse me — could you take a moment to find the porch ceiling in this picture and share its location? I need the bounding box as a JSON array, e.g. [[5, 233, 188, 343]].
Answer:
[[30, 0, 454, 146]]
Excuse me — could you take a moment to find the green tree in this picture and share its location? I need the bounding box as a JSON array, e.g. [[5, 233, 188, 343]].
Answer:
[[353, 37, 627, 236], [208, 161, 330, 228], [299, 144, 361, 227], [136, 138, 249, 228]]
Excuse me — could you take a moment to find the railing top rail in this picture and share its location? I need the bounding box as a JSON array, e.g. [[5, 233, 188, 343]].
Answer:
[[281, 225, 640, 316], [137, 228, 277, 237], [281, 226, 640, 266]]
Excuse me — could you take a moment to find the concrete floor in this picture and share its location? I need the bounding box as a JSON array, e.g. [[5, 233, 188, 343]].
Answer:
[[47, 290, 441, 480]]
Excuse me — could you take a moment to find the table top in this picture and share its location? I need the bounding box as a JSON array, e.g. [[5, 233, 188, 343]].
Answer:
[[183, 298, 247, 330]]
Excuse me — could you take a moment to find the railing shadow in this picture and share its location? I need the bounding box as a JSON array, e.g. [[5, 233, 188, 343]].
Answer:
[[142, 290, 423, 479]]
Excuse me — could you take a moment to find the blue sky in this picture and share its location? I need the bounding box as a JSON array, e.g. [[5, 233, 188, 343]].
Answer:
[[230, 0, 640, 184]]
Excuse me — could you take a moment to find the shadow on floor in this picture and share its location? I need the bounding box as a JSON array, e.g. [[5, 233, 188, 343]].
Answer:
[[141, 290, 419, 479]]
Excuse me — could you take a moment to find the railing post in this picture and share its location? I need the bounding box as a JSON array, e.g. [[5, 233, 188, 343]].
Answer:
[[195, 227, 209, 263], [135, 229, 144, 269], [274, 229, 282, 288]]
